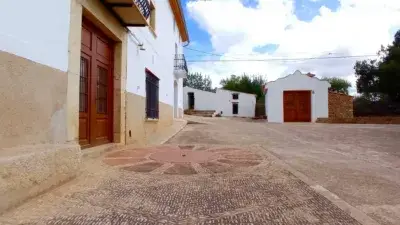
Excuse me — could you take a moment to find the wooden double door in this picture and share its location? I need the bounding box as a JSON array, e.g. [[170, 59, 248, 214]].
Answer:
[[283, 91, 311, 122], [79, 19, 114, 148]]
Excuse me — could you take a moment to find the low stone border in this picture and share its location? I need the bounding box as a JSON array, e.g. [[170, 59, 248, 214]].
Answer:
[[317, 116, 400, 124]]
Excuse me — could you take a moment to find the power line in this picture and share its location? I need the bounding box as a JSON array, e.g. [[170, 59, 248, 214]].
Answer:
[[184, 46, 377, 62], [184, 47, 225, 57], [185, 47, 341, 57], [186, 54, 377, 62], [186, 52, 350, 58]]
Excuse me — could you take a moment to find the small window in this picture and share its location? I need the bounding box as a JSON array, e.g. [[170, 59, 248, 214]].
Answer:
[[232, 102, 238, 115], [232, 93, 239, 100], [146, 69, 159, 119]]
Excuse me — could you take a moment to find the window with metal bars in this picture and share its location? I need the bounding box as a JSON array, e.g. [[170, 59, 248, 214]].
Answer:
[[79, 57, 88, 112], [145, 69, 159, 119]]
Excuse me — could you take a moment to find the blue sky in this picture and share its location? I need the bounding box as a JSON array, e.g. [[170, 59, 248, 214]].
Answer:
[[183, 0, 340, 58], [180, 0, 400, 93]]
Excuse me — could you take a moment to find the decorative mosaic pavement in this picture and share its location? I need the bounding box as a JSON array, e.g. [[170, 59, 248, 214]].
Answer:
[[103, 145, 264, 175], [0, 145, 361, 225]]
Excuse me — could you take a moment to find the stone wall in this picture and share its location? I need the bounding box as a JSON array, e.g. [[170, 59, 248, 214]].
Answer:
[[316, 116, 400, 124], [0, 50, 68, 149], [125, 92, 174, 147], [328, 92, 354, 119]]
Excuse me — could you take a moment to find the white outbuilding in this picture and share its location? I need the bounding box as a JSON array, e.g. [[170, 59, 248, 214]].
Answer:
[[265, 70, 331, 123], [183, 87, 256, 117]]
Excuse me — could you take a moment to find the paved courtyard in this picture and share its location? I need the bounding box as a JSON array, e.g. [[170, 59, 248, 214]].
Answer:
[[169, 117, 400, 225], [1, 117, 399, 225]]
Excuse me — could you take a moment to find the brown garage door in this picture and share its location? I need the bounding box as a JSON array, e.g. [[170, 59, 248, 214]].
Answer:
[[283, 91, 311, 122], [79, 18, 114, 148]]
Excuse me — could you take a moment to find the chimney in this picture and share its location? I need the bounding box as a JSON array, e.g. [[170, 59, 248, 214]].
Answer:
[[306, 72, 315, 78]]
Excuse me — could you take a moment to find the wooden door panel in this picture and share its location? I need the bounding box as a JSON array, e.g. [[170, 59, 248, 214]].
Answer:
[[79, 118, 89, 139], [94, 63, 111, 142], [95, 119, 108, 139], [81, 26, 92, 53], [283, 91, 311, 122], [79, 18, 113, 148], [284, 92, 296, 122], [96, 37, 111, 62], [297, 92, 311, 122]]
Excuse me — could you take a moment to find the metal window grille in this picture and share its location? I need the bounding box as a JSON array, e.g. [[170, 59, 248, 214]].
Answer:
[[174, 54, 188, 73], [79, 57, 88, 112], [134, 0, 151, 19], [146, 70, 159, 119]]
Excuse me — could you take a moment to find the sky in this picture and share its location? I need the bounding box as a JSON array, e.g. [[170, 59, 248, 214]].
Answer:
[[181, 0, 400, 95]]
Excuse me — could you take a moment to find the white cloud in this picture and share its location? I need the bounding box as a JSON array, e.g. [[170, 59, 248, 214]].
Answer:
[[186, 0, 400, 95]]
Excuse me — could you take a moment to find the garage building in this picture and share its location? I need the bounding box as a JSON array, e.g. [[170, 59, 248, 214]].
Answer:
[[265, 70, 331, 123]]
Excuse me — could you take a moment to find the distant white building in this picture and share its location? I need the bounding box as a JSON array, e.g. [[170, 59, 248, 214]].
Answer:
[[265, 70, 331, 123], [183, 87, 256, 117]]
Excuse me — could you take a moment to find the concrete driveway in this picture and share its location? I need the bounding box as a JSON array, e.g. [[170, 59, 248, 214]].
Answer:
[[168, 117, 400, 225]]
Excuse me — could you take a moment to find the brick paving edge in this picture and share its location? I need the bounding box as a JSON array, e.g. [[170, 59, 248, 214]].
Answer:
[[256, 144, 381, 225]]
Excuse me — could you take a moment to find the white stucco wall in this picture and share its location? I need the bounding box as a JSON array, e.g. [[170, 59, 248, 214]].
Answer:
[[215, 89, 256, 117], [0, 0, 71, 72], [183, 87, 256, 117], [183, 87, 217, 111], [126, 0, 184, 112], [266, 70, 330, 123], [0, 0, 183, 108]]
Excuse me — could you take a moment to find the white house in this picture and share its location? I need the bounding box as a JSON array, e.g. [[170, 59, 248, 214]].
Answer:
[[183, 87, 256, 117], [265, 70, 331, 123], [0, 0, 189, 212]]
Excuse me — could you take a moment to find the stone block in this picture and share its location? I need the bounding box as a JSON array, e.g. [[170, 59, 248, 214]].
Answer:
[[0, 144, 81, 213]]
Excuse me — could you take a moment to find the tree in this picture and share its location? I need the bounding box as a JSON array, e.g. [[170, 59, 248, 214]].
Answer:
[[321, 77, 352, 94], [354, 30, 400, 102], [183, 72, 214, 92], [220, 74, 267, 100], [354, 59, 381, 100], [378, 31, 400, 101]]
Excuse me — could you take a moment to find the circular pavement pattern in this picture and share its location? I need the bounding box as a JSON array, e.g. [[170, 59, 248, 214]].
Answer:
[[103, 145, 263, 175]]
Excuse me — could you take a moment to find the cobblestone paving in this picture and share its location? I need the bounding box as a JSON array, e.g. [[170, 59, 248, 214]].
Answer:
[[0, 144, 361, 225]]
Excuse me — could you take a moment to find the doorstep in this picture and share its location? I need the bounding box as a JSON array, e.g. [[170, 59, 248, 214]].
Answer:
[[81, 143, 124, 159]]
